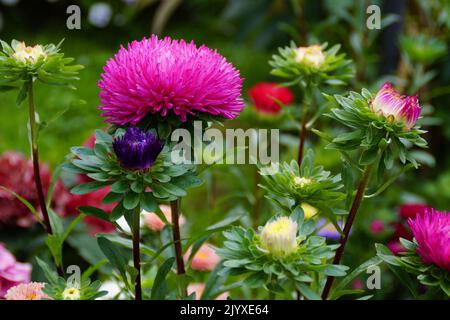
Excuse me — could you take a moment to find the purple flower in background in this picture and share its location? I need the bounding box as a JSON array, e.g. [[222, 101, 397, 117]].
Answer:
[[370, 82, 421, 130], [0, 243, 31, 298], [316, 219, 345, 241], [408, 209, 450, 271], [113, 126, 163, 171], [99, 35, 244, 125]]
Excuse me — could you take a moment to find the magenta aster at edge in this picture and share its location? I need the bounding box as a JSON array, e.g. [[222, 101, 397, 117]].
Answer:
[[98, 35, 244, 125], [408, 209, 450, 271], [370, 82, 421, 130]]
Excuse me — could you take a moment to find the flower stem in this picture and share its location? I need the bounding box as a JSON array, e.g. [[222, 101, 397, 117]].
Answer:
[[28, 81, 53, 235], [170, 199, 187, 296], [298, 87, 311, 165], [321, 165, 373, 300], [132, 206, 142, 301], [28, 81, 64, 277]]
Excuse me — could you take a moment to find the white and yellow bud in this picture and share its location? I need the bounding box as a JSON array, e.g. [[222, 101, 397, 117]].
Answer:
[[260, 216, 298, 257], [301, 202, 319, 219], [293, 176, 312, 188], [62, 287, 81, 300], [294, 45, 325, 68], [12, 42, 47, 64]]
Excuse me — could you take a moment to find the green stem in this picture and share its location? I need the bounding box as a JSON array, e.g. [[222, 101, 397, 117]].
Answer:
[[321, 165, 373, 300], [298, 87, 311, 165], [132, 206, 142, 300], [28, 81, 52, 234], [28, 80, 63, 277], [170, 199, 187, 297]]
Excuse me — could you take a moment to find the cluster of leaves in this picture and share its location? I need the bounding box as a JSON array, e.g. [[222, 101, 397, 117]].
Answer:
[[259, 150, 344, 218], [376, 241, 450, 298], [36, 257, 107, 300], [316, 89, 428, 173], [269, 42, 354, 87], [217, 207, 348, 300], [0, 39, 83, 105], [62, 129, 202, 222]]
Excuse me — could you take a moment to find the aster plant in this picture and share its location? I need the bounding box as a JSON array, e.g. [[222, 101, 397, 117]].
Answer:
[[64, 127, 202, 299], [270, 42, 354, 164], [259, 150, 345, 227], [217, 208, 348, 299], [66, 35, 244, 299], [376, 209, 450, 298], [316, 82, 428, 299], [0, 39, 83, 276]]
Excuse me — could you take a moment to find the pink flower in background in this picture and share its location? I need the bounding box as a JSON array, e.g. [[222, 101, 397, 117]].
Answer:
[[399, 203, 430, 220], [248, 82, 294, 114], [0, 151, 51, 228], [370, 219, 385, 234], [408, 209, 450, 271], [185, 244, 220, 271], [370, 82, 421, 130], [0, 243, 31, 298], [143, 204, 186, 232], [99, 35, 244, 125], [187, 283, 229, 300], [5, 282, 48, 300]]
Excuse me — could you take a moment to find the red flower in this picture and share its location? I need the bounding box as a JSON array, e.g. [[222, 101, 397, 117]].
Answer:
[[0, 152, 51, 228], [248, 82, 294, 114], [399, 203, 430, 220]]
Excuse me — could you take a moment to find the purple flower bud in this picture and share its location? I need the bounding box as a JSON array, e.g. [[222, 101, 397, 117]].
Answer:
[[370, 82, 421, 130], [113, 126, 163, 170]]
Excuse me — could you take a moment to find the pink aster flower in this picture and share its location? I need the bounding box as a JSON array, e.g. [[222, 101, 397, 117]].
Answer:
[[185, 244, 220, 271], [98, 35, 244, 125], [5, 282, 48, 300], [408, 209, 450, 271], [370, 82, 421, 130], [187, 283, 229, 300], [0, 243, 31, 298], [143, 204, 186, 232]]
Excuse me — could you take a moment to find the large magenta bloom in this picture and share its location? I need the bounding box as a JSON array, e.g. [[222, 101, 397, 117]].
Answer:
[[370, 82, 421, 130], [99, 35, 244, 125], [408, 209, 450, 271]]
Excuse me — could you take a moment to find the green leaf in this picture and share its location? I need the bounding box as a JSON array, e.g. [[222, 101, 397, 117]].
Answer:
[[151, 257, 175, 299], [331, 256, 382, 299], [35, 257, 60, 285], [78, 206, 110, 222], [0, 185, 44, 227], [140, 192, 157, 212], [97, 236, 130, 289], [123, 191, 140, 210], [110, 180, 129, 193], [16, 81, 29, 107], [297, 283, 321, 300], [71, 181, 110, 195]]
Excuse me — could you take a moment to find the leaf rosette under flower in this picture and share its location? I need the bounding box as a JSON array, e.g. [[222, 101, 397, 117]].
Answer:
[[62, 129, 202, 221], [269, 42, 354, 87], [217, 208, 348, 297], [259, 150, 344, 218], [318, 85, 428, 171], [0, 39, 83, 95]]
